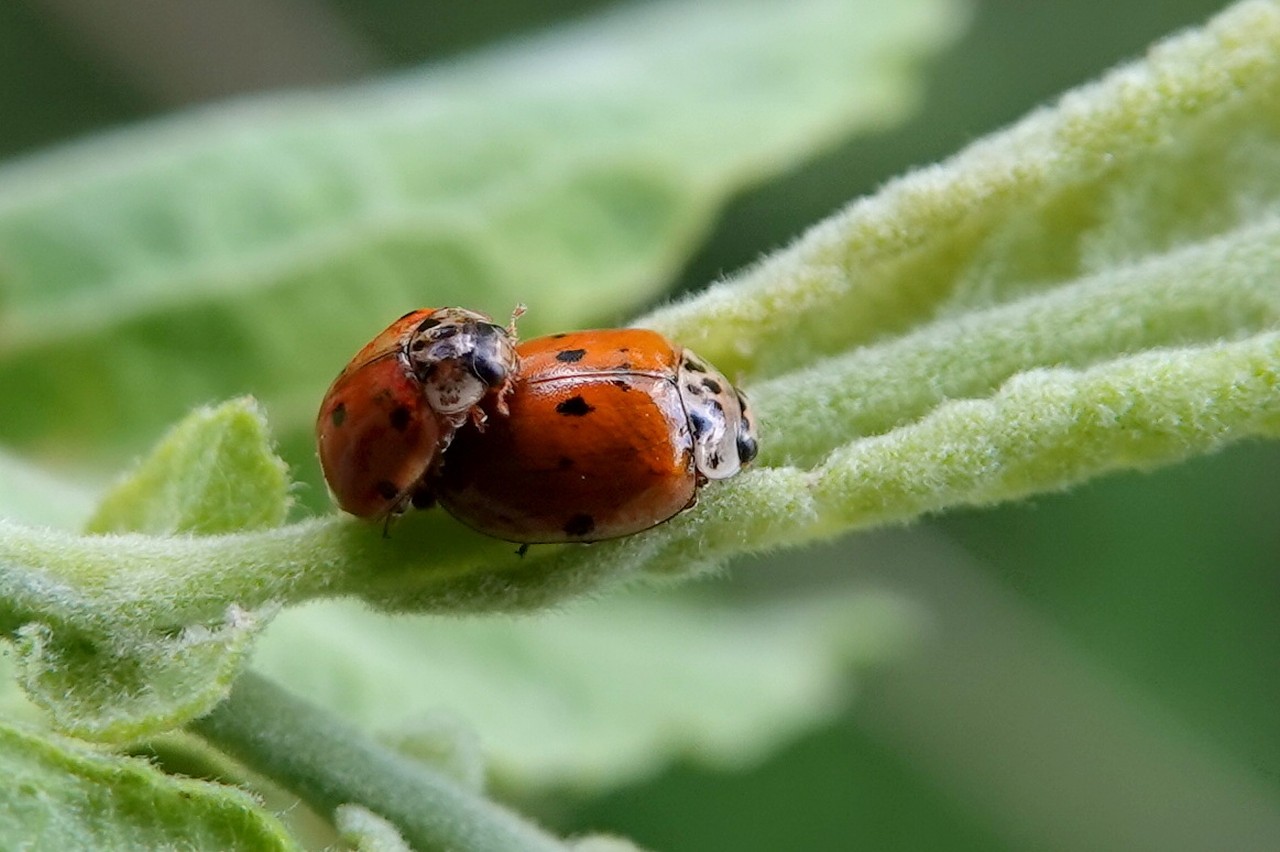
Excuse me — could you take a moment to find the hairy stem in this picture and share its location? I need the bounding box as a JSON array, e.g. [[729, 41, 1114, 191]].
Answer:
[[190, 671, 567, 852]]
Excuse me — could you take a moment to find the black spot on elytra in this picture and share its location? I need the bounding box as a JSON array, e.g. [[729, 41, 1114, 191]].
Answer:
[[414, 316, 441, 333], [557, 456, 575, 470], [709, 452, 722, 468], [433, 325, 458, 339], [685, 383, 703, 396], [707, 398, 725, 416], [375, 480, 400, 501], [688, 411, 710, 438], [389, 405, 412, 432], [701, 377, 723, 394], [618, 347, 630, 353], [330, 402, 347, 427], [410, 338, 427, 352], [556, 348, 587, 363], [563, 513, 596, 537], [616, 361, 632, 370], [684, 359, 706, 373], [737, 434, 759, 464], [556, 395, 594, 416]]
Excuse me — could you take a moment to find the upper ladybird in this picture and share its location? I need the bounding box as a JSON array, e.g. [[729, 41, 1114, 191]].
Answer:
[[316, 307, 519, 518], [432, 328, 757, 543]]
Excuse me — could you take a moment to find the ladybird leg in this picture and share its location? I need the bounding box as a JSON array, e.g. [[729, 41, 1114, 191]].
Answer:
[[515, 543, 530, 558], [380, 489, 418, 537], [492, 372, 517, 417]]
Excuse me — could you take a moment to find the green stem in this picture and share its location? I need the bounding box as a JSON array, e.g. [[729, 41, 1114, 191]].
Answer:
[[189, 670, 568, 852], [0, 511, 534, 637]]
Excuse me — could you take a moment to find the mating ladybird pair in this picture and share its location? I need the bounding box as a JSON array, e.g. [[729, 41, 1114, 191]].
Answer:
[[316, 307, 758, 544]]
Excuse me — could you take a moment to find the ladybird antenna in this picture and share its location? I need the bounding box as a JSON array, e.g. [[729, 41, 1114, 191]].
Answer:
[[507, 304, 527, 339]]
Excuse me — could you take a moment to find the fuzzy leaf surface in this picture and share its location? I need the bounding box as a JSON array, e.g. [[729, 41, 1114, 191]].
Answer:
[[4, 400, 287, 741], [252, 590, 921, 791], [3, 2, 1280, 767], [0, 719, 298, 850]]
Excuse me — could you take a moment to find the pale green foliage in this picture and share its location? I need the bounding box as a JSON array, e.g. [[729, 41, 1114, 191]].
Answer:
[[0, 0, 960, 475], [8, 400, 285, 741], [646, 0, 1280, 377], [1, 0, 1278, 753], [622, 0, 1280, 551], [87, 398, 290, 535], [254, 591, 921, 790], [3, 0, 1280, 849], [0, 648, 39, 725], [0, 719, 298, 850], [12, 604, 271, 742]]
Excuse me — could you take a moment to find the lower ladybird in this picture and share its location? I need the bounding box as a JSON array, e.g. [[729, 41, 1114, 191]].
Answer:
[[431, 328, 757, 543]]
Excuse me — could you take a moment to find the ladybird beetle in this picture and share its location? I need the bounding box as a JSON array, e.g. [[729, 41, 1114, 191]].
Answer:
[[316, 307, 519, 518], [432, 328, 758, 543]]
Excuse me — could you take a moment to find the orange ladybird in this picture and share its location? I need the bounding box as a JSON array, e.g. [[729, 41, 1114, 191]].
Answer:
[[316, 307, 518, 518], [432, 328, 757, 543]]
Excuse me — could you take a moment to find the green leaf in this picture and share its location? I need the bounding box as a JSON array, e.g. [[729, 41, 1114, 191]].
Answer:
[[5, 399, 286, 741], [0, 645, 39, 725], [251, 590, 922, 791], [646, 0, 1280, 378], [4, 1, 1280, 758], [0, 718, 299, 850], [0, 0, 964, 474], [12, 604, 274, 743], [87, 396, 290, 535]]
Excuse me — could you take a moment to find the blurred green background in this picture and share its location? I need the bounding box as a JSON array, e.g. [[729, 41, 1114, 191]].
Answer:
[[4, 1, 1277, 849]]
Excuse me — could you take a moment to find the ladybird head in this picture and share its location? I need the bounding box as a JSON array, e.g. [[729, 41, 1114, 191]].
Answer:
[[404, 307, 519, 420], [677, 349, 758, 481]]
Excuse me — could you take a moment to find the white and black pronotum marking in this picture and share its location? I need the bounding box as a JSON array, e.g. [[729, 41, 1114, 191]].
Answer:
[[403, 308, 518, 423], [676, 349, 758, 480]]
